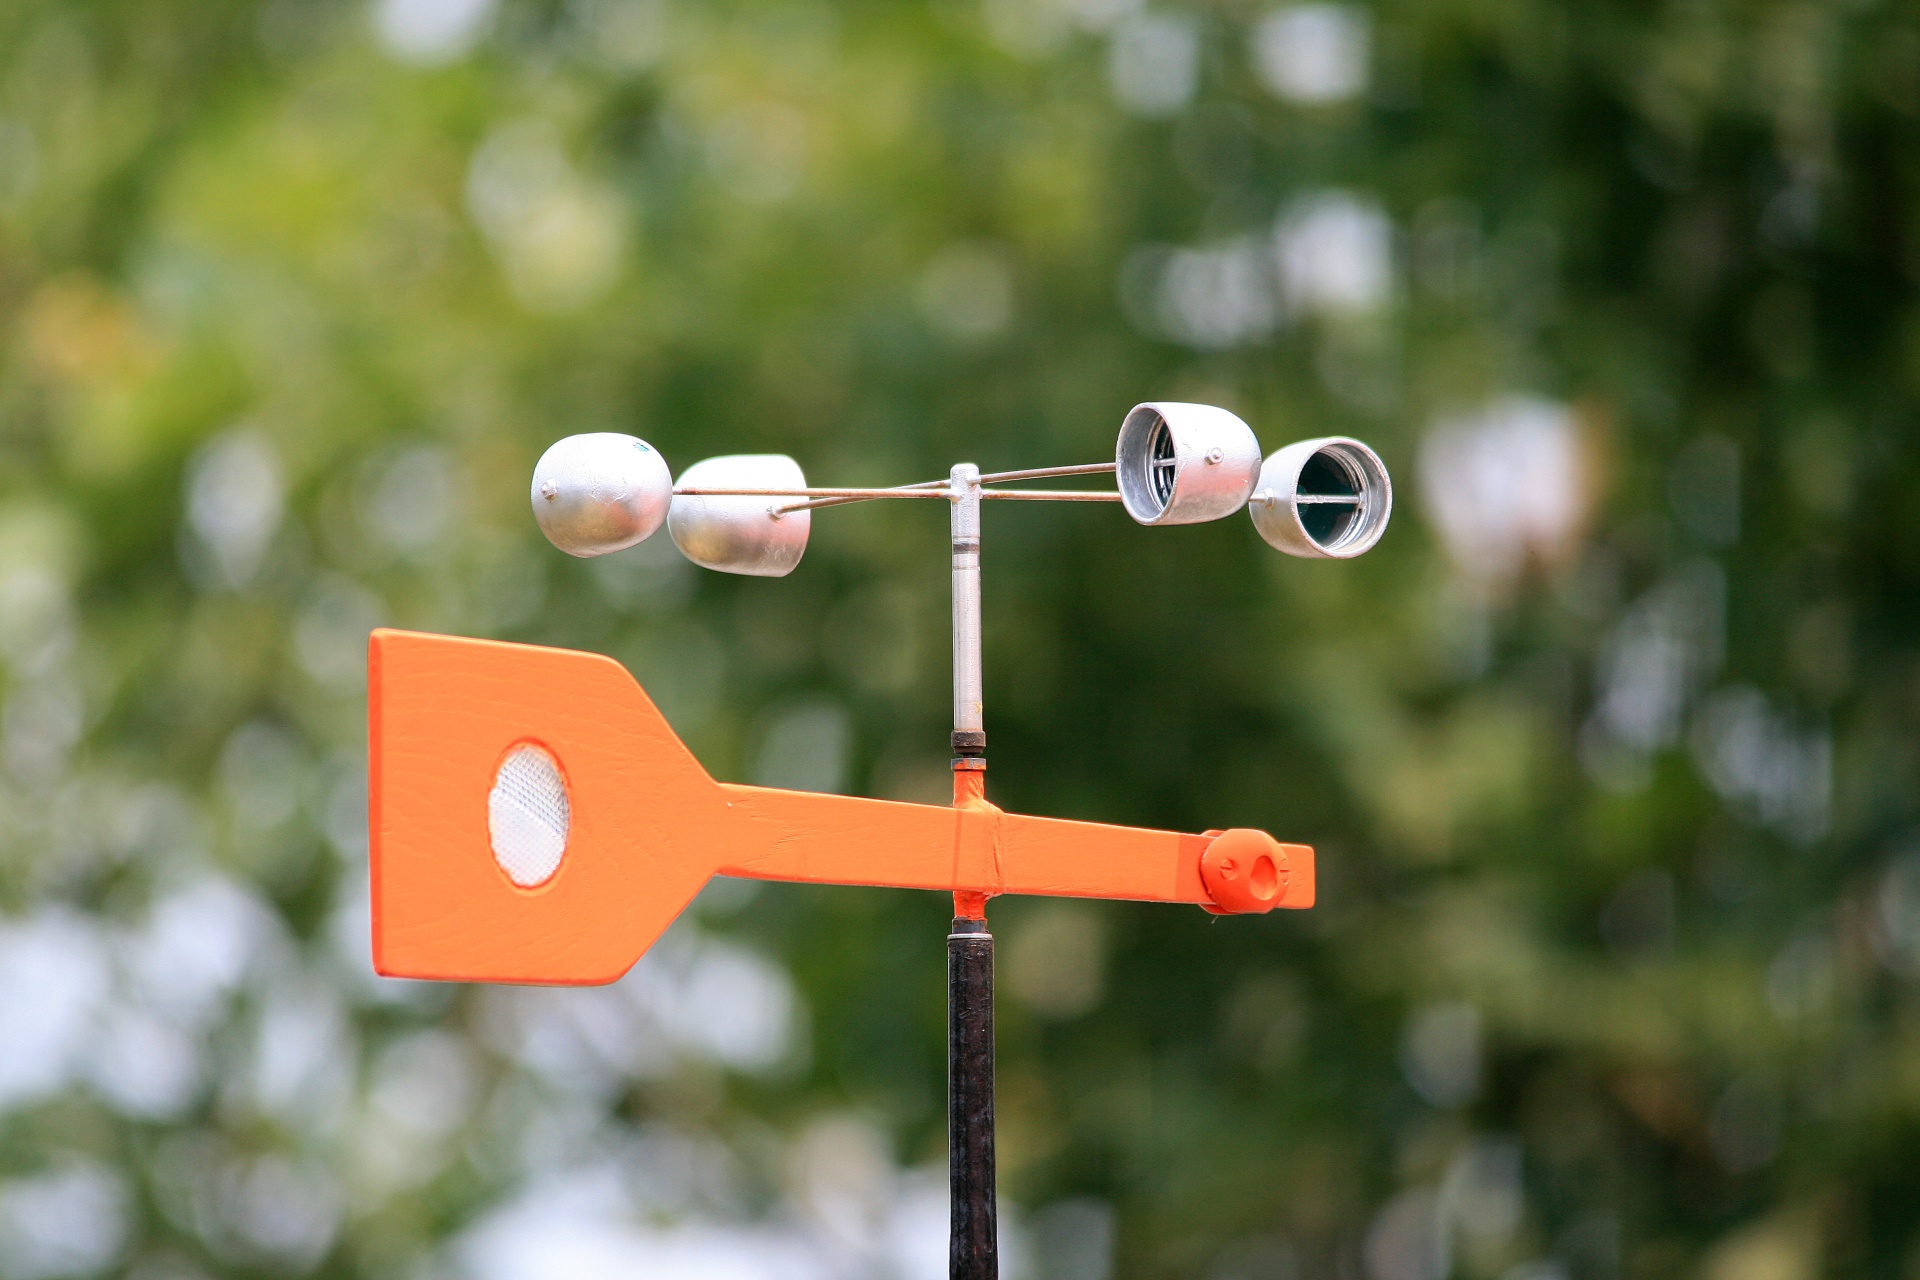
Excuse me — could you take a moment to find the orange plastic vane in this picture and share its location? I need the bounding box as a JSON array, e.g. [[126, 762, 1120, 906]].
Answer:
[[368, 629, 1311, 986]]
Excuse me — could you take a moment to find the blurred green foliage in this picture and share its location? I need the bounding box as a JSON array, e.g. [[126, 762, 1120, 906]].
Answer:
[[1, 0, 1919, 1277]]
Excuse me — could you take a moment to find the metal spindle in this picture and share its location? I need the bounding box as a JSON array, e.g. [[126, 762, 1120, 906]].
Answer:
[[948, 463, 995, 1278]]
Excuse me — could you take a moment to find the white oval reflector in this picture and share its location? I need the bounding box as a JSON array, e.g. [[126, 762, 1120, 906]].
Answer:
[[488, 744, 570, 887]]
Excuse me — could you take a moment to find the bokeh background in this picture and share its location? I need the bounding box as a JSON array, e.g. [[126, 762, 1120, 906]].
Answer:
[[1, 0, 1917, 1275]]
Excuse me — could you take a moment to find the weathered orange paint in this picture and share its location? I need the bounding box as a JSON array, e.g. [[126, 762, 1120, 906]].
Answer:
[[369, 629, 1312, 986]]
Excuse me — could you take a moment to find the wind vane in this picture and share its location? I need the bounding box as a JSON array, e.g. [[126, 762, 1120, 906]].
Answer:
[[367, 403, 1392, 1278]]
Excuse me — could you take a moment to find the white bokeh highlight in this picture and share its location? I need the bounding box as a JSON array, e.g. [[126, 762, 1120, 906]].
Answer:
[[1252, 5, 1370, 104], [1122, 190, 1395, 349], [376, 0, 497, 65], [467, 121, 627, 312], [1275, 191, 1394, 316], [1108, 12, 1201, 117], [0, 1163, 130, 1280], [182, 428, 283, 590], [1418, 396, 1586, 584]]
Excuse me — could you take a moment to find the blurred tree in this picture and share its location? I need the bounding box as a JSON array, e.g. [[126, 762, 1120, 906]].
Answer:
[[0, 0, 1917, 1277]]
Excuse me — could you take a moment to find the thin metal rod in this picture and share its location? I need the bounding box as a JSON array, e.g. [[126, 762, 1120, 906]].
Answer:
[[693, 465, 1121, 514], [770, 477, 949, 514], [974, 461, 1116, 484], [1252, 490, 1362, 506], [739, 462, 1113, 495], [949, 915, 996, 1280], [674, 486, 951, 499], [770, 495, 862, 514], [778, 485, 1121, 514]]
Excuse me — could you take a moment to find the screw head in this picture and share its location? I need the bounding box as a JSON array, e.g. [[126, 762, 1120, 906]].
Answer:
[[1205, 446, 1225, 465]]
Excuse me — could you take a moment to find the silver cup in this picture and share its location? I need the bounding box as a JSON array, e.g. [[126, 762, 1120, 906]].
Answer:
[[1249, 437, 1392, 558], [668, 454, 811, 577], [531, 433, 674, 557], [1115, 402, 1264, 526]]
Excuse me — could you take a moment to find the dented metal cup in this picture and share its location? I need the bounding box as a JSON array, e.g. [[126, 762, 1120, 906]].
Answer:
[[531, 433, 674, 557], [668, 454, 811, 577]]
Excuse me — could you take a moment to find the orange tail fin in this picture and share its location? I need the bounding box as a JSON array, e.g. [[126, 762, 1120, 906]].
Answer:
[[369, 630, 1311, 986]]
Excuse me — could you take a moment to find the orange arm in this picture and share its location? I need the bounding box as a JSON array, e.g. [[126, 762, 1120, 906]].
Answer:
[[715, 782, 1311, 909], [369, 629, 1311, 987]]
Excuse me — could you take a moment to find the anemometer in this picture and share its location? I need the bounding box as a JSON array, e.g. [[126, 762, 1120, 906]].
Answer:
[[368, 402, 1391, 1278]]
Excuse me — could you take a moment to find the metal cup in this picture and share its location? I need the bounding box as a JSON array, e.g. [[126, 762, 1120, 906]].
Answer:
[[1115, 402, 1264, 525], [1249, 437, 1392, 558], [667, 454, 811, 577], [531, 433, 674, 557]]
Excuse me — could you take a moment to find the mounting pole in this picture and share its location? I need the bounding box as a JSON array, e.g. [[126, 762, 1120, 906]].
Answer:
[[949, 913, 995, 1279], [948, 463, 996, 1279]]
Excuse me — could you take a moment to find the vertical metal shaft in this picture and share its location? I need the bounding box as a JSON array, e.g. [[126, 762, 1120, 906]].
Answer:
[[949, 915, 996, 1280], [947, 463, 995, 1277], [950, 464, 983, 750]]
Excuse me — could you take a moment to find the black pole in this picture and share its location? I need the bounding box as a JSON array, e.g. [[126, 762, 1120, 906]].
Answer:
[[949, 914, 997, 1279]]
